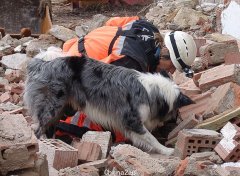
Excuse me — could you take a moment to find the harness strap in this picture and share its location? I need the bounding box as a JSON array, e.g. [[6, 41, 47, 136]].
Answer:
[[78, 36, 85, 53], [108, 27, 154, 56]]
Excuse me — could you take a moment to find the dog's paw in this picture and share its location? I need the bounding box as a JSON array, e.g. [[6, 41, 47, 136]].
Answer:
[[162, 147, 174, 156], [31, 123, 42, 139]]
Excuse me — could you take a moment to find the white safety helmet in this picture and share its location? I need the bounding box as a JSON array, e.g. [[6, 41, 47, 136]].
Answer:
[[164, 31, 197, 78]]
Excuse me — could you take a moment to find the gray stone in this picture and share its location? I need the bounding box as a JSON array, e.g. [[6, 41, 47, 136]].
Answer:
[[26, 34, 63, 58], [19, 37, 34, 45], [75, 25, 89, 37], [0, 44, 13, 58], [1, 53, 31, 70], [75, 14, 109, 37], [0, 102, 20, 111], [49, 25, 77, 42], [173, 7, 209, 29], [0, 34, 21, 47]]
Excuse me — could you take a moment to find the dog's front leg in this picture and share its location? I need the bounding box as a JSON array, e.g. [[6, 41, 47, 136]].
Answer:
[[129, 126, 174, 156]]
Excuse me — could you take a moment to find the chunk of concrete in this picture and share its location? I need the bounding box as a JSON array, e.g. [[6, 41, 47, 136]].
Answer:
[[1, 53, 31, 71], [0, 114, 39, 175], [49, 25, 77, 42], [26, 34, 63, 58]]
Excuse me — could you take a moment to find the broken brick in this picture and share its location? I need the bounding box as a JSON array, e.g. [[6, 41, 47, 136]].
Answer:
[[11, 93, 21, 104], [174, 129, 222, 159], [81, 131, 112, 159], [168, 115, 199, 140], [39, 139, 78, 170], [4, 69, 23, 83], [0, 114, 39, 175], [198, 64, 240, 91], [179, 91, 213, 121], [10, 83, 24, 94], [80, 159, 108, 170], [179, 79, 201, 97], [194, 38, 207, 57], [224, 52, 240, 65], [110, 144, 180, 175], [203, 82, 240, 118], [199, 40, 239, 66], [214, 139, 240, 162], [0, 92, 11, 103], [214, 122, 240, 162], [74, 141, 102, 163]]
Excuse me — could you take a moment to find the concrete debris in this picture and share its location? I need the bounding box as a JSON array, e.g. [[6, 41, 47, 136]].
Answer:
[[26, 34, 63, 58], [110, 144, 181, 176], [59, 165, 99, 176], [0, 1, 239, 175], [173, 7, 209, 29], [199, 40, 239, 66], [49, 25, 78, 42], [0, 114, 39, 175]]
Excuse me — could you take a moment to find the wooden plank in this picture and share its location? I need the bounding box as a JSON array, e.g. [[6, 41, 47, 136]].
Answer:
[[195, 107, 240, 131]]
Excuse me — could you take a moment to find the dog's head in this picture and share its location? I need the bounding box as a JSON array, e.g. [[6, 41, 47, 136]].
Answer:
[[161, 91, 194, 123], [24, 58, 71, 137]]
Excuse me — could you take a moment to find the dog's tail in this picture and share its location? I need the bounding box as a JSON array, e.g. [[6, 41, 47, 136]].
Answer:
[[35, 46, 67, 61]]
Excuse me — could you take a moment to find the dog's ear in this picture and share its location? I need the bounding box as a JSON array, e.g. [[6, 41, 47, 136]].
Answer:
[[27, 58, 45, 74], [176, 92, 195, 108]]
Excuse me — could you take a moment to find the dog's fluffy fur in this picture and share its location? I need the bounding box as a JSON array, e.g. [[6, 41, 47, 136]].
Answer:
[[24, 55, 193, 155]]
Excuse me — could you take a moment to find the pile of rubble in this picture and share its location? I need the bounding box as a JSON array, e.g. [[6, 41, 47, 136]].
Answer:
[[1, 0, 240, 175]]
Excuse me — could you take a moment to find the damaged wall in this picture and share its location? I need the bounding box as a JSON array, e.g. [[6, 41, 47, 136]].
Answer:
[[221, 0, 240, 39]]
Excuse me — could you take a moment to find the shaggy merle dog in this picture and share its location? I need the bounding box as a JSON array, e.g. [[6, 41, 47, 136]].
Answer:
[[24, 55, 193, 155]]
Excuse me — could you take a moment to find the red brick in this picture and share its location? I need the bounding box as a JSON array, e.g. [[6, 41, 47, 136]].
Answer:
[[168, 115, 199, 140], [175, 157, 189, 176], [199, 40, 239, 66], [204, 82, 240, 118], [0, 92, 11, 103], [179, 91, 213, 121], [198, 64, 240, 91], [10, 83, 24, 94], [179, 79, 201, 98], [11, 93, 20, 104], [175, 129, 222, 159], [74, 141, 102, 163], [224, 52, 240, 65], [194, 38, 206, 57], [193, 72, 202, 87], [214, 139, 240, 162], [39, 139, 78, 170], [81, 131, 112, 159], [214, 122, 240, 162], [4, 69, 23, 83]]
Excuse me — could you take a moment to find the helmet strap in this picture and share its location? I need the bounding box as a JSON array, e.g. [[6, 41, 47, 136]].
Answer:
[[169, 31, 191, 71]]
